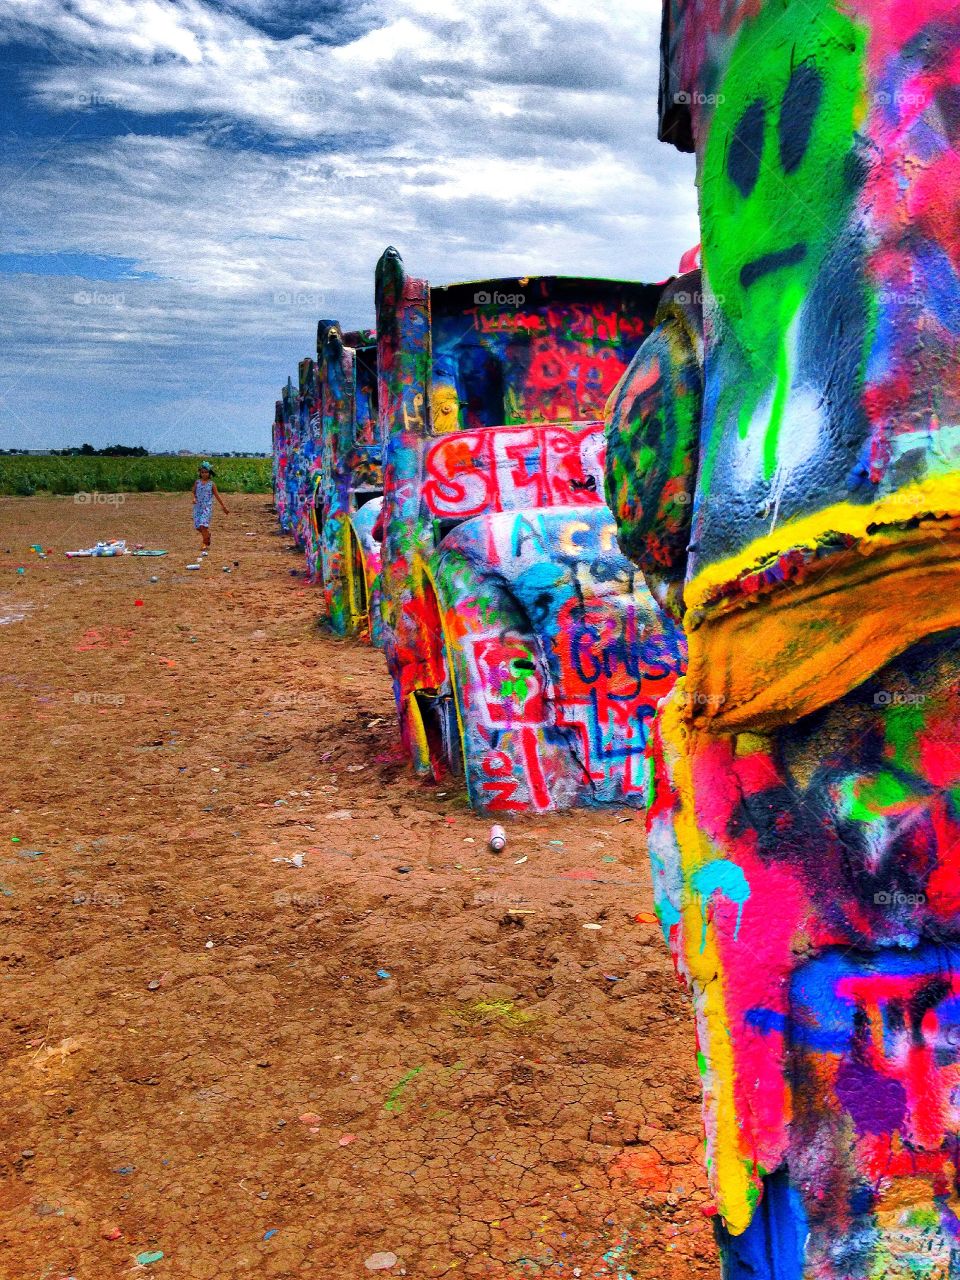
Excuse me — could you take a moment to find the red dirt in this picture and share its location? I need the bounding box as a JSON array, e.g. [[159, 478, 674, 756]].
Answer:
[[0, 493, 718, 1279]]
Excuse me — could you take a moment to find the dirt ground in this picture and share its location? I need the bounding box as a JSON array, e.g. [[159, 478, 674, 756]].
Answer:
[[0, 493, 718, 1280]]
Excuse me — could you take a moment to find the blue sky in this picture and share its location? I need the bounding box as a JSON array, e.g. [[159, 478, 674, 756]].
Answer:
[[0, 0, 696, 454]]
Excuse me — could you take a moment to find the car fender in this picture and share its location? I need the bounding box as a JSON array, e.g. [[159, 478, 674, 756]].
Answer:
[[429, 504, 686, 813]]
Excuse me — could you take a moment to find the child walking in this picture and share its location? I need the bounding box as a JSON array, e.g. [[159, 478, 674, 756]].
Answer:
[[192, 461, 229, 554]]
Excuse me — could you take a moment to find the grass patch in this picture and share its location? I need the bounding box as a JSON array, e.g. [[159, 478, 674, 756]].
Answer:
[[0, 455, 271, 496]]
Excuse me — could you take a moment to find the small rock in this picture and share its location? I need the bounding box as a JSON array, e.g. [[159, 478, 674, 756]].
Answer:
[[365, 1253, 398, 1272], [21, 1149, 34, 1159]]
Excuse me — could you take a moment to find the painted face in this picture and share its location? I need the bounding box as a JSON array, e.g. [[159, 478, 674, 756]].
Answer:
[[429, 352, 462, 435], [701, 0, 865, 480], [430, 382, 461, 434]]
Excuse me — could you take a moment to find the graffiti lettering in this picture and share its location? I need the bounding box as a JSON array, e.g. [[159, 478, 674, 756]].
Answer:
[[423, 426, 607, 519]]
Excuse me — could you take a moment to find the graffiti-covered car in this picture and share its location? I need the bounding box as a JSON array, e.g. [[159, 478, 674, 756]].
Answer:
[[274, 371, 316, 547], [291, 357, 321, 555], [271, 397, 286, 520], [273, 376, 299, 534], [606, 0, 960, 1272], [310, 322, 384, 642], [375, 246, 684, 813]]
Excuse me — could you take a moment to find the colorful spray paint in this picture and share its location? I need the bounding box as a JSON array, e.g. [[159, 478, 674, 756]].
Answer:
[[271, 398, 286, 522], [270, 324, 382, 642], [274, 372, 315, 549], [292, 356, 321, 557], [313, 322, 383, 642], [607, 1, 960, 1273], [431, 506, 685, 811], [273, 376, 300, 535], [376, 247, 682, 812]]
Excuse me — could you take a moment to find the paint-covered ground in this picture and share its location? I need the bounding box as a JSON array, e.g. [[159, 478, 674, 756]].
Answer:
[[0, 494, 717, 1279]]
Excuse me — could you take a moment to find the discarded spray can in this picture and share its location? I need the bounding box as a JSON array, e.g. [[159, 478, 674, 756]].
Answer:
[[489, 824, 507, 853]]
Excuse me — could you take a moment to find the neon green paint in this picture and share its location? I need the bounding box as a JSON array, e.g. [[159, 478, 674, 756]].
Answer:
[[884, 702, 927, 772], [637, 443, 657, 473], [844, 771, 911, 823], [700, 0, 866, 489], [385, 1066, 423, 1113]]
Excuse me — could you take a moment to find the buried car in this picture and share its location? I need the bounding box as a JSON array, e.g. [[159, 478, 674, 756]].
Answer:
[[271, 396, 286, 522], [291, 357, 321, 557], [310, 321, 384, 642], [272, 375, 299, 534], [274, 370, 314, 546], [374, 245, 684, 812], [604, 0, 960, 1269]]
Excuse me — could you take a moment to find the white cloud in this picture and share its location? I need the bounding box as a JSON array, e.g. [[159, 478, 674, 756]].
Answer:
[[0, 0, 697, 449]]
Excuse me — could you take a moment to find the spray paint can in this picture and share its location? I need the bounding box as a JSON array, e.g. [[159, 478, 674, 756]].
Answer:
[[489, 824, 507, 853]]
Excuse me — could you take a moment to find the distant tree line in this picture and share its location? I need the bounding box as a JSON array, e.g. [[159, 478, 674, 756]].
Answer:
[[50, 443, 150, 456]]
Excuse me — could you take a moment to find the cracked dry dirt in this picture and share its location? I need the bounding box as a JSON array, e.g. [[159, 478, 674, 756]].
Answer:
[[0, 493, 718, 1279]]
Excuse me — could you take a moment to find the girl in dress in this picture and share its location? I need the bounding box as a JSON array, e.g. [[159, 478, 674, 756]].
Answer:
[[192, 462, 229, 554]]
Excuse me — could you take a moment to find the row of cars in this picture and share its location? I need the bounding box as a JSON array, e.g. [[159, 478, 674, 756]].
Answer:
[[272, 247, 692, 815]]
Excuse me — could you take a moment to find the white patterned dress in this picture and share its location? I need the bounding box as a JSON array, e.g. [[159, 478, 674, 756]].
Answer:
[[193, 479, 214, 529]]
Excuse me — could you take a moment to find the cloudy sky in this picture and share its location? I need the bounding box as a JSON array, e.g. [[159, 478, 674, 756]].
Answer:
[[0, 0, 697, 454]]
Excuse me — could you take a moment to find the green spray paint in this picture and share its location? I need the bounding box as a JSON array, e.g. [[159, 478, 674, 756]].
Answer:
[[839, 700, 932, 822], [385, 1066, 423, 1113], [700, 0, 865, 486], [884, 702, 929, 774]]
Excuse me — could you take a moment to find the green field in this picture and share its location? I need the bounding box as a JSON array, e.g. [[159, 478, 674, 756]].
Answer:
[[0, 455, 271, 497]]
